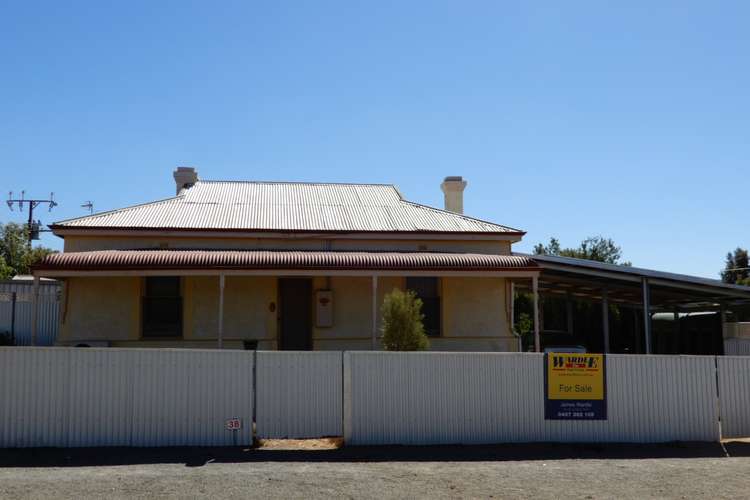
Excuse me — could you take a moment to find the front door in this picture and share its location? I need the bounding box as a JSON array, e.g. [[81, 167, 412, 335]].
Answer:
[[278, 278, 313, 350]]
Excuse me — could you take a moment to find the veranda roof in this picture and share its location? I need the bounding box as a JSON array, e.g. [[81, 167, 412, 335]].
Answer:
[[34, 249, 538, 273]]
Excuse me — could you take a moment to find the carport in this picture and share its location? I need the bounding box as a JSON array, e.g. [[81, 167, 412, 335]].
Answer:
[[512, 254, 750, 354]]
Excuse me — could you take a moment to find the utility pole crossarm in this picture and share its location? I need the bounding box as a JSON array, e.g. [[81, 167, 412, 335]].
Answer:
[[5, 191, 58, 246]]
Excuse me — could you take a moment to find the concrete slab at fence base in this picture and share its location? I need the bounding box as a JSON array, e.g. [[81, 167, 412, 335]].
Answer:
[[343, 352, 721, 445], [1, 441, 744, 468]]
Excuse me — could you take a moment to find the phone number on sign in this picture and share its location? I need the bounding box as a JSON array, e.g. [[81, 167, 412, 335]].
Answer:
[[555, 411, 596, 418]]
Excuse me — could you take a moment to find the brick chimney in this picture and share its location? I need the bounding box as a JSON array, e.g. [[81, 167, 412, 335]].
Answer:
[[173, 167, 198, 195], [440, 176, 467, 214]]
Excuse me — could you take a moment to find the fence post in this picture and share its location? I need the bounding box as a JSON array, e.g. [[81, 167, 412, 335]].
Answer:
[[31, 276, 40, 346], [713, 355, 723, 442], [10, 292, 16, 342], [342, 351, 352, 444]]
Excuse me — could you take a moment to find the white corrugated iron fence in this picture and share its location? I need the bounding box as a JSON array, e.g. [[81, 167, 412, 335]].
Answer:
[[2, 348, 750, 448], [344, 352, 720, 445], [0, 347, 254, 447], [717, 356, 750, 439], [0, 281, 60, 346], [724, 338, 750, 356], [256, 351, 343, 438]]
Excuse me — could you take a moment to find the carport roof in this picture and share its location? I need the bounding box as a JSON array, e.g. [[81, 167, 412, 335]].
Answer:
[[528, 253, 750, 298], [522, 253, 750, 305]]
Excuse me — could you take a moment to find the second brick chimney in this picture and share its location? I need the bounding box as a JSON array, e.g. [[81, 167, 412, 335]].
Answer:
[[440, 176, 467, 214]]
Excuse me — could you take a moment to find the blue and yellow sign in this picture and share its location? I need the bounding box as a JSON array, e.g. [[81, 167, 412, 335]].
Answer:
[[544, 353, 607, 420]]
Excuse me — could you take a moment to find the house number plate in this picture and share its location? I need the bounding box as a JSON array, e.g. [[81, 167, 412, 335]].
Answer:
[[225, 418, 242, 431]]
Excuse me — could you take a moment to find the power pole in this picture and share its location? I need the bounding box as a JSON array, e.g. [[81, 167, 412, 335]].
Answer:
[[6, 191, 57, 246]]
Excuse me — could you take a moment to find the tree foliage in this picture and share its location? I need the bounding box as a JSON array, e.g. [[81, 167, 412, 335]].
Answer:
[[0, 223, 56, 279], [721, 247, 749, 285], [534, 236, 631, 266], [380, 288, 430, 351]]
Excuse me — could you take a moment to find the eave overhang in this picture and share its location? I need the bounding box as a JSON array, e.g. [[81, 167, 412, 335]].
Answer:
[[33, 249, 539, 278]]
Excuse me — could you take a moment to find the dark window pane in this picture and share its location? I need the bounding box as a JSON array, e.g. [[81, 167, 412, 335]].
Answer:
[[406, 277, 439, 298], [406, 277, 441, 337], [143, 277, 182, 337], [146, 277, 181, 297], [420, 297, 441, 337]]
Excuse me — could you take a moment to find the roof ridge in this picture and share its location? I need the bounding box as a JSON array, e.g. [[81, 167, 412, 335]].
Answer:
[[197, 179, 398, 188]]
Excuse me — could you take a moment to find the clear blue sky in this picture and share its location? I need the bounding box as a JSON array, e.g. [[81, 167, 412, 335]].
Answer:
[[1, 1, 747, 278]]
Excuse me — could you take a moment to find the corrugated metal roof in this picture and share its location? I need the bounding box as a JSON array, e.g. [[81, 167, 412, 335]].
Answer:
[[35, 249, 538, 271], [52, 181, 522, 234], [526, 253, 750, 296]]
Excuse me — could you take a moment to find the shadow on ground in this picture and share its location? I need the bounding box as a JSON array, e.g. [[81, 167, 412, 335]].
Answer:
[[1, 441, 749, 468]]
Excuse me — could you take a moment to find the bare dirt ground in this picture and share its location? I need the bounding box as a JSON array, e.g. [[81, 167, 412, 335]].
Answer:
[[1, 441, 749, 499]]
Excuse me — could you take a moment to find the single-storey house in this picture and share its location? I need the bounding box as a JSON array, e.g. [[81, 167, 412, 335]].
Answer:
[[31, 168, 750, 354], [33, 168, 542, 351]]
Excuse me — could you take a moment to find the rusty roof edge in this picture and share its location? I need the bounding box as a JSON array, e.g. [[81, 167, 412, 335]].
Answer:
[[33, 249, 539, 272]]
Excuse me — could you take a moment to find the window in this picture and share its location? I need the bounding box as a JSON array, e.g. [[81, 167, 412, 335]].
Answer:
[[406, 277, 441, 337], [142, 277, 182, 338]]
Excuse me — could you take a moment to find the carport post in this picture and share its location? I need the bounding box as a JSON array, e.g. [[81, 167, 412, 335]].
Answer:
[[30, 275, 40, 346], [633, 307, 642, 353], [642, 277, 652, 354], [566, 292, 574, 335], [217, 273, 225, 349], [601, 288, 610, 353], [532, 276, 540, 353], [371, 275, 378, 350]]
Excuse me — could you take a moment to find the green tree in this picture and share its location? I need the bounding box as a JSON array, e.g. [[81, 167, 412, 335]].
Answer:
[[0, 222, 56, 278], [721, 247, 749, 284], [0, 256, 12, 280], [534, 236, 631, 265], [380, 288, 430, 351]]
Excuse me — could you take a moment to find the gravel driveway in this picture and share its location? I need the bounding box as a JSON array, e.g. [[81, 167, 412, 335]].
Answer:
[[1, 442, 748, 499]]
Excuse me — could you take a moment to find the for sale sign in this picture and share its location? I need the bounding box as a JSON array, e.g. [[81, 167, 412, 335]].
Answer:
[[544, 353, 606, 420]]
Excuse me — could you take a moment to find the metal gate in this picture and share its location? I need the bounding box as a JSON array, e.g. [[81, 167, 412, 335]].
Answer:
[[0, 280, 61, 346], [717, 356, 750, 438]]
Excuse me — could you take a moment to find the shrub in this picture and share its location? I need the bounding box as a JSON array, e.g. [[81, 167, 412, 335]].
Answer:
[[514, 312, 533, 351], [380, 289, 429, 351]]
